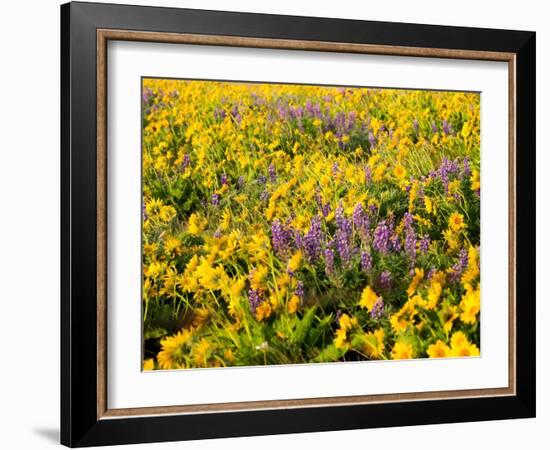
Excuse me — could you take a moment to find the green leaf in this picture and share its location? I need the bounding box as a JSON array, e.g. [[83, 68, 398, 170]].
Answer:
[[144, 326, 168, 340], [291, 306, 317, 345]]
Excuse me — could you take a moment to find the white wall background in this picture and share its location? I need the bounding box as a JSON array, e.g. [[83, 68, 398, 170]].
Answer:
[[0, 0, 545, 448]]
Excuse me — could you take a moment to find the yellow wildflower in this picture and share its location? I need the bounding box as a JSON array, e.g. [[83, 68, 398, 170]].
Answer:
[[448, 212, 466, 233], [439, 304, 459, 334], [391, 340, 415, 360], [230, 276, 246, 296], [450, 331, 480, 357], [157, 329, 193, 369], [223, 349, 234, 363], [250, 266, 268, 289], [427, 340, 451, 358], [187, 213, 207, 235], [287, 251, 303, 273], [425, 280, 442, 310], [287, 294, 300, 313], [359, 286, 379, 312], [460, 283, 480, 324], [191, 339, 213, 367], [334, 327, 348, 349], [334, 314, 358, 349], [255, 301, 272, 321], [443, 229, 459, 251], [470, 169, 480, 192], [407, 268, 424, 297], [393, 165, 407, 179], [424, 196, 433, 214], [191, 307, 210, 328], [461, 246, 480, 284], [143, 358, 155, 371], [196, 260, 229, 291], [364, 328, 385, 359], [146, 261, 164, 279], [390, 299, 418, 334], [163, 236, 181, 255]]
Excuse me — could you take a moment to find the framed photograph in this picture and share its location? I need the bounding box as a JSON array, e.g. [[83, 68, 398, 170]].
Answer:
[[61, 1, 536, 447]]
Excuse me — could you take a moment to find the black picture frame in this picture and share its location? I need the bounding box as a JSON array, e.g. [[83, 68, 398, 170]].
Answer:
[[61, 1, 536, 447]]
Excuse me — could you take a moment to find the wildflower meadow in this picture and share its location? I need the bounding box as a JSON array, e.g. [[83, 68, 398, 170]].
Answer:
[[141, 78, 481, 370]]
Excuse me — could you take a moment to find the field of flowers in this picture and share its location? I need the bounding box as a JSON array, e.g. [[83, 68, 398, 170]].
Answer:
[[141, 78, 481, 370]]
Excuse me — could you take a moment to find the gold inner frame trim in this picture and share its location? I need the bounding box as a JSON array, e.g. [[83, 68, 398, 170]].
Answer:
[[96, 28, 516, 420]]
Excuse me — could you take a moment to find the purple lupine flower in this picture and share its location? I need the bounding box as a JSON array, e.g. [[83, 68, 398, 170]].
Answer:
[[461, 157, 472, 179], [295, 281, 305, 298], [427, 267, 437, 280], [353, 203, 370, 240], [371, 297, 385, 320], [431, 121, 438, 134], [211, 193, 220, 206], [335, 204, 352, 234], [331, 162, 340, 177], [348, 111, 357, 129], [290, 105, 304, 120], [303, 215, 323, 262], [442, 119, 453, 135], [142, 87, 153, 104], [277, 105, 289, 120], [271, 220, 285, 255], [436, 157, 460, 194], [251, 93, 266, 106], [213, 107, 226, 121], [182, 153, 191, 170], [268, 164, 276, 183], [372, 220, 390, 255], [230, 104, 240, 121], [368, 131, 376, 147], [448, 248, 469, 283], [314, 191, 323, 208], [237, 175, 245, 189], [259, 190, 270, 201], [257, 174, 267, 185], [360, 251, 372, 273], [142, 202, 148, 221], [335, 205, 352, 264], [403, 213, 417, 266], [413, 119, 419, 133], [248, 289, 262, 313], [312, 103, 322, 118], [294, 230, 304, 251], [321, 203, 331, 217], [390, 232, 401, 252], [221, 173, 228, 186], [324, 248, 335, 275], [271, 219, 294, 257], [418, 184, 425, 200], [364, 166, 372, 184], [213, 229, 222, 239], [379, 270, 392, 290], [314, 192, 331, 217], [419, 235, 430, 254]]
